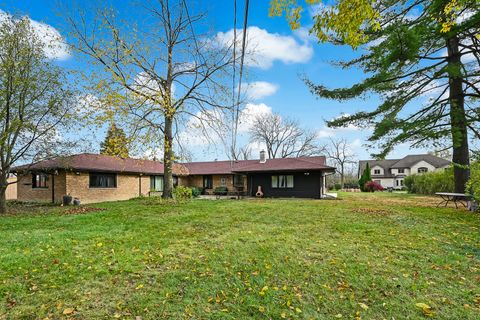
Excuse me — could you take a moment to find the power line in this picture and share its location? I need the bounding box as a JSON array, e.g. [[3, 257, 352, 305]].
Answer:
[[232, 0, 250, 160], [231, 0, 237, 161]]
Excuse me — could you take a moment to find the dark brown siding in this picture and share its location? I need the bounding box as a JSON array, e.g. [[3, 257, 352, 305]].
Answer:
[[247, 171, 322, 199]]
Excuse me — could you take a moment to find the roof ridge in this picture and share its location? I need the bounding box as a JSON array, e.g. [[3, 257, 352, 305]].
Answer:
[[77, 153, 165, 164]]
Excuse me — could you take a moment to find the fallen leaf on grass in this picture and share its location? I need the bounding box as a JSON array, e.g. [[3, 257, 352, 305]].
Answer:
[[415, 303, 435, 317], [358, 302, 369, 310], [63, 308, 75, 315], [64, 207, 106, 215], [351, 208, 392, 215]]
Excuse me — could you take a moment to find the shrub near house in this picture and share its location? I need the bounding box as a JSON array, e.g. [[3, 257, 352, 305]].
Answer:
[[404, 168, 454, 195]]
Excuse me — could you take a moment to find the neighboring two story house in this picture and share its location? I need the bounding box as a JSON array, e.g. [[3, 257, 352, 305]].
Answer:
[[358, 154, 451, 189]]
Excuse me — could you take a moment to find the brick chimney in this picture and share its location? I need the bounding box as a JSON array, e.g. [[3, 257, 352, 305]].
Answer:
[[259, 150, 266, 163]]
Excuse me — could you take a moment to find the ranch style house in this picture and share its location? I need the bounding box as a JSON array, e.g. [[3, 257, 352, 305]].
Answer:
[[13, 151, 336, 204]]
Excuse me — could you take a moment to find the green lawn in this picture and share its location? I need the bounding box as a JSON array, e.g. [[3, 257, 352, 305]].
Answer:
[[0, 193, 479, 319]]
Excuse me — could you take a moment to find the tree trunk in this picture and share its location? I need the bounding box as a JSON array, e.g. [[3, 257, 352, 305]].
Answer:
[[162, 115, 174, 199], [0, 183, 7, 214], [340, 165, 345, 189], [446, 36, 470, 193]]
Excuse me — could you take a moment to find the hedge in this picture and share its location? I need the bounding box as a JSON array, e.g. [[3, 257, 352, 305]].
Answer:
[[404, 167, 454, 195]]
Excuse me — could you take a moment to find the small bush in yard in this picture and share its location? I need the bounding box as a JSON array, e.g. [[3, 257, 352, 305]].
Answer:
[[213, 186, 228, 195], [191, 187, 203, 198], [173, 186, 193, 200], [364, 181, 384, 192], [404, 167, 454, 195], [334, 183, 342, 190]]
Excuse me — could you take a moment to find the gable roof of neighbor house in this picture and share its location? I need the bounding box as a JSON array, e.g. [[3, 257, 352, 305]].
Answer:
[[13, 154, 335, 176], [390, 154, 451, 168], [358, 154, 451, 178]]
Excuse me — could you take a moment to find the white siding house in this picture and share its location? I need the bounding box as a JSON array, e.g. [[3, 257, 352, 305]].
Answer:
[[358, 154, 451, 189]]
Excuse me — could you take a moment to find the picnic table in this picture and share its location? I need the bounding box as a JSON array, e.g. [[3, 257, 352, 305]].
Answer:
[[435, 192, 471, 209]]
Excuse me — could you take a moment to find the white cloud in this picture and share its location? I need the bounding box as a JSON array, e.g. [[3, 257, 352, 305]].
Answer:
[[241, 81, 279, 100], [74, 93, 104, 116], [0, 10, 70, 60], [293, 27, 316, 43], [214, 26, 313, 69], [317, 128, 335, 138], [132, 72, 177, 102], [317, 114, 366, 138], [178, 103, 273, 147], [237, 103, 273, 133]]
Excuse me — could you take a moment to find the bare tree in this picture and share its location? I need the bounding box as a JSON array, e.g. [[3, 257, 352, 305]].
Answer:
[[0, 16, 75, 213], [325, 138, 356, 189], [66, 0, 234, 198], [249, 112, 322, 159]]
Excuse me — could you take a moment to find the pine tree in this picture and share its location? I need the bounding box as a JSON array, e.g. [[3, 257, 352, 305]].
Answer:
[[359, 163, 372, 192], [303, 0, 479, 193], [100, 123, 129, 158]]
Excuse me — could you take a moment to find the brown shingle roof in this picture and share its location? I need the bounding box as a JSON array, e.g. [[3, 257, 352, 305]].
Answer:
[[183, 160, 258, 175], [231, 156, 334, 173], [13, 153, 189, 176], [13, 154, 335, 176]]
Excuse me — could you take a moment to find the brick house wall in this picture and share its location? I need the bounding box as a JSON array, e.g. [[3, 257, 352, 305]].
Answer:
[[17, 172, 67, 203], [65, 172, 150, 204], [6, 177, 17, 200]]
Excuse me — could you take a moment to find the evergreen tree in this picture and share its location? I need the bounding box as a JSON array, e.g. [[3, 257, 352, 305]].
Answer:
[[302, 0, 480, 193], [359, 163, 372, 192], [100, 123, 129, 158]]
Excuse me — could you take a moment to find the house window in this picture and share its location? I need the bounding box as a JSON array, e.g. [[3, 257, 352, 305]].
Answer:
[[32, 173, 48, 188], [271, 175, 294, 188], [173, 176, 178, 187], [203, 175, 213, 189], [396, 179, 404, 186], [373, 169, 381, 175], [233, 174, 244, 187], [398, 169, 405, 174], [89, 172, 116, 188], [150, 176, 164, 191], [417, 167, 428, 173]]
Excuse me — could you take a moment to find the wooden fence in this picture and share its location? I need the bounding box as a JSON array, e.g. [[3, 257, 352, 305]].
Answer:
[[6, 177, 17, 200]]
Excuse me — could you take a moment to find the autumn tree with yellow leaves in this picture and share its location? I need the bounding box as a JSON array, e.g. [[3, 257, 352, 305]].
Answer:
[[66, 1, 234, 198], [100, 123, 129, 158]]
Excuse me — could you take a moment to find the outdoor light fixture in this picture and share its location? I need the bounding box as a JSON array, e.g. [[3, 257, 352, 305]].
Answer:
[[304, 172, 310, 176]]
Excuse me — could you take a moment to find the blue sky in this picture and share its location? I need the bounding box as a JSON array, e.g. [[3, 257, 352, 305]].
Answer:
[[1, 0, 429, 162]]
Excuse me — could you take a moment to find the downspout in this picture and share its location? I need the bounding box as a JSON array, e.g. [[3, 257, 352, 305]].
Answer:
[[139, 174, 142, 196], [51, 173, 55, 204]]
